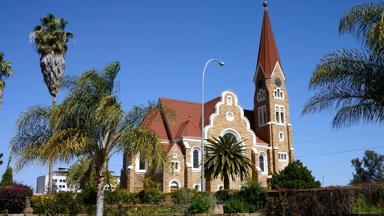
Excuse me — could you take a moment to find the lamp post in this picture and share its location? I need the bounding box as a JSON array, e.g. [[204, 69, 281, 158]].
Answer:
[[201, 59, 224, 192]]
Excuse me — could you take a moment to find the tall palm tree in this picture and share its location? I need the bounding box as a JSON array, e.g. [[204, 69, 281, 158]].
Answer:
[[0, 51, 14, 109], [42, 62, 166, 216], [303, 2, 384, 128], [30, 13, 73, 194], [339, 2, 384, 52], [204, 135, 251, 190]]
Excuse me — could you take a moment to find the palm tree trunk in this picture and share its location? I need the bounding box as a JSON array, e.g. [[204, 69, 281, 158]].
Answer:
[[224, 174, 230, 190], [0, 88, 3, 110], [96, 157, 107, 216], [47, 95, 56, 194]]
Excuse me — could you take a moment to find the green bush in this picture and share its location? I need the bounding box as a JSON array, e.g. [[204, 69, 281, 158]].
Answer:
[[104, 189, 137, 205], [215, 189, 238, 204], [237, 180, 267, 211], [224, 198, 249, 213], [77, 187, 97, 205], [137, 188, 166, 204], [270, 160, 321, 189], [171, 187, 194, 205], [188, 192, 216, 214], [104, 206, 187, 215], [31, 193, 84, 215]]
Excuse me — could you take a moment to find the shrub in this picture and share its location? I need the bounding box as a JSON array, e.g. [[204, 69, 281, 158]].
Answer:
[[0, 184, 32, 213], [104, 189, 137, 205], [215, 189, 238, 204], [137, 188, 165, 204], [237, 180, 267, 211], [171, 187, 194, 205], [31, 193, 83, 215], [105, 206, 187, 215], [188, 192, 216, 214], [77, 186, 97, 205], [224, 198, 249, 213], [265, 184, 384, 216], [270, 160, 321, 189]]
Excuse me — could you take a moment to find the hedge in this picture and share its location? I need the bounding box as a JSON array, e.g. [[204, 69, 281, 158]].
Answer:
[[266, 183, 384, 216]]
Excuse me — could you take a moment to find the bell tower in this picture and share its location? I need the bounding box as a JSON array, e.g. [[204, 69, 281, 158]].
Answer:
[[253, 1, 294, 174]]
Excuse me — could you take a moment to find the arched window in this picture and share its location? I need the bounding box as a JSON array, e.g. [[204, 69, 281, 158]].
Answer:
[[192, 148, 200, 169], [223, 132, 237, 141], [218, 185, 224, 191], [259, 154, 265, 172], [170, 181, 179, 192]]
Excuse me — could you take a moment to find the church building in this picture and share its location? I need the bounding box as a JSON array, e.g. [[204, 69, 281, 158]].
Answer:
[[120, 2, 294, 193]]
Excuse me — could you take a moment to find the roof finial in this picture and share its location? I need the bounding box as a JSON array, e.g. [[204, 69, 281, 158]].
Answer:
[[263, 0, 268, 10]]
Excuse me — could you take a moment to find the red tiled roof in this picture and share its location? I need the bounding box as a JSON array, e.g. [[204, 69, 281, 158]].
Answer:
[[142, 96, 267, 145], [257, 9, 281, 78], [141, 110, 169, 140], [157, 97, 220, 140]]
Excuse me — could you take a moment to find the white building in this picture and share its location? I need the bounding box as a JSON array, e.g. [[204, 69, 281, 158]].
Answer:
[[36, 167, 120, 194], [36, 168, 72, 194]]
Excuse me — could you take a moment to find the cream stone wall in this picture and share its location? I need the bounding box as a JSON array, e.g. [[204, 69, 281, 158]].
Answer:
[[163, 144, 185, 192], [205, 90, 268, 191]]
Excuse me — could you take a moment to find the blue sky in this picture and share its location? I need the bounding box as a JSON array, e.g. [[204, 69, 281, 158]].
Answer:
[[0, 0, 383, 190]]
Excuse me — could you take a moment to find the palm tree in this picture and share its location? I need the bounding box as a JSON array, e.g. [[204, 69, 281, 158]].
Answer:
[[0, 51, 14, 109], [339, 2, 384, 52], [10, 105, 53, 184], [42, 62, 166, 216], [67, 157, 116, 191], [204, 135, 251, 190], [303, 2, 384, 128], [29, 13, 73, 194]]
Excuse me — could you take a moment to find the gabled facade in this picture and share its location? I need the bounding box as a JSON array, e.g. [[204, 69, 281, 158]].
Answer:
[[120, 2, 294, 192]]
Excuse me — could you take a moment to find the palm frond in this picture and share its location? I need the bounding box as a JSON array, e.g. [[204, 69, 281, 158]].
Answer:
[[339, 2, 384, 51], [303, 48, 384, 127]]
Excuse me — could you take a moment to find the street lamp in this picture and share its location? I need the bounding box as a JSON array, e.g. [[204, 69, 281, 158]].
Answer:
[[201, 59, 225, 192]]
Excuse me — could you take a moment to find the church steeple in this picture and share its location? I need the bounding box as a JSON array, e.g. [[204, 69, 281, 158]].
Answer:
[[256, 1, 281, 78], [253, 1, 294, 175]]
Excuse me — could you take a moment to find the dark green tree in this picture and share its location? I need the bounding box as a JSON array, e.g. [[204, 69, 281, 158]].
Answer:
[[205, 135, 251, 190], [0, 153, 3, 166], [350, 150, 384, 184], [0, 157, 13, 186], [303, 2, 384, 128], [270, 160, 320, 189]]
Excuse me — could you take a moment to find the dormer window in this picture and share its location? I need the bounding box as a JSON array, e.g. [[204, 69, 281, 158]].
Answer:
[[257, 89, 266, 102], [274, 88, 284, 99]]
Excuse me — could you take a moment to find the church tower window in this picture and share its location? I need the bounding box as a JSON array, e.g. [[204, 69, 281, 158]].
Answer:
[[275, 105, 285, 124], [258, 106, 267, 126], [274, 88, 284, 99], [257, 89, 266, 102]]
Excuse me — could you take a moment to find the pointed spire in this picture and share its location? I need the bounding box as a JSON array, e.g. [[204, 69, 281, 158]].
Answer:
[[257, 1, 281, 78]]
